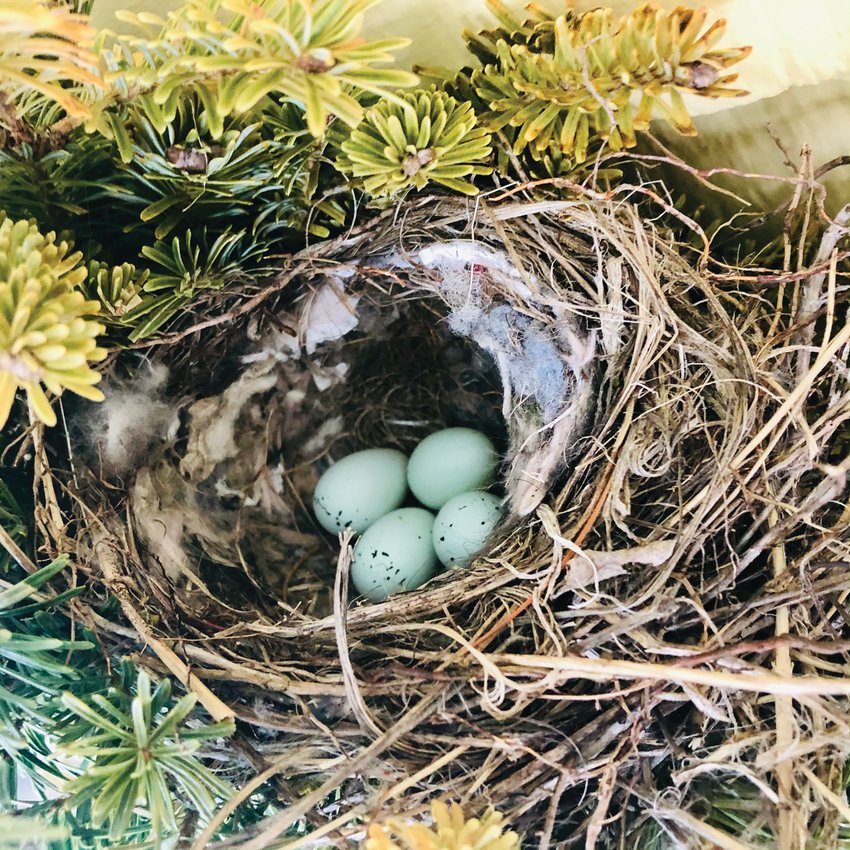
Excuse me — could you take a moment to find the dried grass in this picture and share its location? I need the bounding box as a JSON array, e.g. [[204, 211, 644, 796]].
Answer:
[[36, 185, 850, 849]]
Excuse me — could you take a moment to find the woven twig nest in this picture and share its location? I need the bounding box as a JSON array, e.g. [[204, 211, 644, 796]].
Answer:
[[48, 195, 850, 847]]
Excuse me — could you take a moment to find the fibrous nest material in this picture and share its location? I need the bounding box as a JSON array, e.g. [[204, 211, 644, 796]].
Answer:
[[40, 194, 850, 848]]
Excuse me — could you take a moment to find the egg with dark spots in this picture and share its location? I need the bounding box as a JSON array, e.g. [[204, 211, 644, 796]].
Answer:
[[313, 448, 408, 534], [351, 508, 438, 602], [432, 491, 502, 567]]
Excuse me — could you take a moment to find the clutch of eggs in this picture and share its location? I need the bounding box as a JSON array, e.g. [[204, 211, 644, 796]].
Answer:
[[313, 428, 502, 602]]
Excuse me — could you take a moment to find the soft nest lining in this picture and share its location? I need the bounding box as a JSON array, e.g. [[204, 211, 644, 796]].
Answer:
[[89, 236, 596, 618]]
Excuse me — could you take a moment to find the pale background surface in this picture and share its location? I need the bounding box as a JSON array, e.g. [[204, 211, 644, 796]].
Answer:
[[362, 0, 850, 114]]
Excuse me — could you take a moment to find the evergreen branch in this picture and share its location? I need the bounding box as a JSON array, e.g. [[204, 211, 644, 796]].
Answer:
[[0, 815, 68, 847], [0, 556, 68, 609], [0, 135, 122, 246], [83, 261, 147, 321], [366, 801, 520, 850], [59, 669, 235, 844], [0, 481, 28, 576], [95, 0, 418, 139], [465, 1, 750, 162], [462, 0, 557, 65], [0, 519, 236, 847], [335, 88, 493, 197], [0, 216, 107, 428], [119, 110, 288, 239], [103, 93, 347, 251], [0, 554, 91, 795], [0, 0, 102, 125], [124, 227, 259, 339]]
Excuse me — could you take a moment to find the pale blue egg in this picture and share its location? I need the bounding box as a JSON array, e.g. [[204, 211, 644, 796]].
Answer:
[[433, 490, 502, 567], [313, 448, 408, 534], [407, 428, 497, 509], [351, 508, 438, 602]]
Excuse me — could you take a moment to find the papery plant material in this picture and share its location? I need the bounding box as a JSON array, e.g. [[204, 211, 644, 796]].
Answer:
[[83, 261, 147, 319], [336, 89, 493, 196], [467, 1, 751, 162], [0, 0, 101, 124], [0, 216, 106, 428], [366, 801, 520, 850], [96, 0, 418, 141], [59, 669, 235, 843]]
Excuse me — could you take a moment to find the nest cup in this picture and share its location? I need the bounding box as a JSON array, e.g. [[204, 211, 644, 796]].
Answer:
[[53, 195, 850, 845]]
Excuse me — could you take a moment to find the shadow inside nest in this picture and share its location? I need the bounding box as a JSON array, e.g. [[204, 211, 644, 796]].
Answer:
[[89, 288, 517, 620], [70, 222, 603, 627]]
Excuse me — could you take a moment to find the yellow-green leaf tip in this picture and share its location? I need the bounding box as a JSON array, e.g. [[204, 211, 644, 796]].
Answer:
[[336, 89, 493, 198], [0, 217, 107, 430]]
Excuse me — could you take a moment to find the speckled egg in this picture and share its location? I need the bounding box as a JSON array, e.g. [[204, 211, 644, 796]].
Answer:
[[407, 428, 497, 509], [433, 490, 502, 567], [313, 448, 408, 534], [351, 508, 439, 602]]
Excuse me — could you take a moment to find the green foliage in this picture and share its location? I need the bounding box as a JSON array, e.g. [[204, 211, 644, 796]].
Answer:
[[0, 557, 90, 798], [59, 668, 235, 844], [0, 216, 107, 428], [0, 0, 754, 349], [0, 0, 101, 125], [456, 0, 750, 164], [0, 481, 28, 575], [84, 92, 351, 336], [336, 88, 493, 197], [124, 227, 256, 339], [0, 493, 238, 848], [116, 102, 282, 236], [114, 96, 342, 242], [0, 815, 68, 847], [0, 0, 389, 346], [95, 0, 418, 139], [82, 261, 146, 321], [0, 90, 350, 341], [0, 559, 236, 847], [0, 137, 126, 253], [463, 0, 555, 61]]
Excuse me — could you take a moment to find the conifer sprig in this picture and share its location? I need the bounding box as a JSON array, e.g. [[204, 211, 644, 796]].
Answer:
[[0, 556, 91, 794], [83, 261, 147, 320], [465, 1, 750, 162], [0, 0, 102, 124], [336, 89, 493, 197], [59, 669, 235, 843], [123, 227, 257, 339], [366, 801, 520, 850], [96, 0, 418, 141], [0, 216, 107, 428]]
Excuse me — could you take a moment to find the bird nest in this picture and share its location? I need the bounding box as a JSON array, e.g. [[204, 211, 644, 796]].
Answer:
[[39, 195, 850, 848]]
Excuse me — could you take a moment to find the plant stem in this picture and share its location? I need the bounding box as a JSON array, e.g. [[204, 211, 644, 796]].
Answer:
[[0, 521, 37, 575], [770, 510, 797, 850], [93, 529, 235, 723]]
